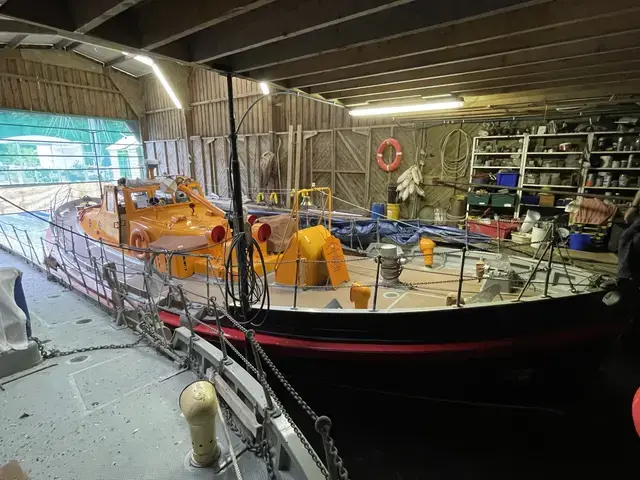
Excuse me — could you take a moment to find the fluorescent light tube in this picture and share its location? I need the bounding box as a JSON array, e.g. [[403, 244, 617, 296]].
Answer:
[[259, 82, 270, 95], [133, 55, 182, 109], [348, 100, 463, 116]]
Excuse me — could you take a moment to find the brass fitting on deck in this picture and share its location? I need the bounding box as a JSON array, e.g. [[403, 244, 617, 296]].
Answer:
[[419, 238, 436, 267], [179, 380, 221, 467], [350, 282, 371, 309]]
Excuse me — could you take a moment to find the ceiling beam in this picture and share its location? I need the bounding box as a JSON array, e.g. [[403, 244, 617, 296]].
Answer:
[[6, 33, 28, 48], [0, 0, 74, 31], [67, 0, 146, 34], [337, 64, 640, 104], [91, 0, 277, 51], [253, 0, 640, 85], [155, 0, 417, 63], [205, 0, 543, 69], [0, 0, 143, 33], [274, 18, 640, 89], [308, 36, 640, 95], [0, 18, 54, 34], [322, 53, 640, 100]]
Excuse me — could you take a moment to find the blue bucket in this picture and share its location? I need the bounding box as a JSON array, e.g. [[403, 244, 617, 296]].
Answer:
[[569, 233, 591, 251], [371, 202, 385, 219]]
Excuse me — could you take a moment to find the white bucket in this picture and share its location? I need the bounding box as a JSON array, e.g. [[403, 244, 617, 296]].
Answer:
[[521, 210, 541, 233], [531, 225, 548, 247]]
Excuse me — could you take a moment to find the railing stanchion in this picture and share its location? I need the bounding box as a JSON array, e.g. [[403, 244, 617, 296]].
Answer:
[[40, 237, 50, 277], [205, 255, 211, 312], [213, 302, 231, 368], [71, 231, 89, 293], [25, 230, 38, 263], [121, 248, 127, 292], [543, 223, 555, 298], [0, 222, 12, 251], [516, 227, 553, 301], [456, 246, 467, 308], [372, 255, 381, 312], [11, 225, 27, 258], [55, 242, 73, 289], [292, 256, 300, 310]]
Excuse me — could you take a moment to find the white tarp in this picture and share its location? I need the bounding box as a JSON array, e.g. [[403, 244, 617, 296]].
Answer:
[[0, 267, 28, 352]]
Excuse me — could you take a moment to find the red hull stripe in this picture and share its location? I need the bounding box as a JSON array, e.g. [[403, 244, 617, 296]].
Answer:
[[158, 310, 617, 356]]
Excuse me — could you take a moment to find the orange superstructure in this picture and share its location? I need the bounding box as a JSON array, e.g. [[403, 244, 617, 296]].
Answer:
[[77, 176, 275, 279]]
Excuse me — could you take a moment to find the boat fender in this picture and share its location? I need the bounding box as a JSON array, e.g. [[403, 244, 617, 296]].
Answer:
[[376, 138, 402, 172], [269, 192, 279, 204], [210, 225, 226, 244], [130, 228, 150, 260]]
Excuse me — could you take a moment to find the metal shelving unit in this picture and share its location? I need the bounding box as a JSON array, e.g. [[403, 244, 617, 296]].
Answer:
[[470, 131, 640, 218], [468, 135, 525, 218]]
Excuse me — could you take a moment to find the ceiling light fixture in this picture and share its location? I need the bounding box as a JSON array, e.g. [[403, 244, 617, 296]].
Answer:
[[259, 82, 270, 95], [348, 99, 463, 117], [133, 55, 182, 109]]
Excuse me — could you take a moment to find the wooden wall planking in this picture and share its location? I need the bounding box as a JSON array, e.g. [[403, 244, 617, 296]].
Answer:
[[0, 53, 138, 120], [142, 66, 485, 215]]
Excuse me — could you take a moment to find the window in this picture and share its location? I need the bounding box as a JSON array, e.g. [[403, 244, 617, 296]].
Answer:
[[154, 189, 174, 205], [106, 191, 115, 213], [0, 110, 143, 187], [131, 191, 149, 209]]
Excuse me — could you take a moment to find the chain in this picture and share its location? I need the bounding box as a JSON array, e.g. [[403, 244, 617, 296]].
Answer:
[[214, 329, 330, 479], [205, 314, 330, 478], [219, 401, 277, 480], [31, 335, 143, 359]]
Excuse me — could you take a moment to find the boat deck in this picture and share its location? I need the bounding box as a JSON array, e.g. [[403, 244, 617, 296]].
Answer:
[[0, 252, 268, 479]]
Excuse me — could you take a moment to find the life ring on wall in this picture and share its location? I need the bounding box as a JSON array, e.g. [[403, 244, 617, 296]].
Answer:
[[130, 228, 151, 260], [376, 138, 402, 172]]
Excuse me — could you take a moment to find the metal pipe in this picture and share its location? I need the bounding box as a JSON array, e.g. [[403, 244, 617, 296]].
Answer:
[[372, 255, 381, 312], [226, 73, 250, 319], [456, 247, 467, 307]]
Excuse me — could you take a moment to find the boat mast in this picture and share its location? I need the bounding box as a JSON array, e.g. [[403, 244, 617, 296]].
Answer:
[[226, 74, 250, 318]]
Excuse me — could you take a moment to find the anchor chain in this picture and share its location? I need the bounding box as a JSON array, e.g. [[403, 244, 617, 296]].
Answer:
[[31, 335, 143, 360]]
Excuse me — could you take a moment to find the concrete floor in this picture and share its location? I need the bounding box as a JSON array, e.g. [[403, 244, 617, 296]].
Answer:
[[0, 251, 267, 479]]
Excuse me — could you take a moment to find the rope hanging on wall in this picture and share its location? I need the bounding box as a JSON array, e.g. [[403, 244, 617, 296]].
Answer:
[[439, 128, 471, 180]]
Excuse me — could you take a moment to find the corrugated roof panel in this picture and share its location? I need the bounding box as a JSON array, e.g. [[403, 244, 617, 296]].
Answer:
[[73, 43, 123, 63], [0, 32, 17, 43], [115, 58, 152, 77], [21, 34, 59, 45]]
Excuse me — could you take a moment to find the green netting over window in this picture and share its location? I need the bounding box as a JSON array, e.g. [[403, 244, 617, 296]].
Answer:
[[0, 110, 144, 186]]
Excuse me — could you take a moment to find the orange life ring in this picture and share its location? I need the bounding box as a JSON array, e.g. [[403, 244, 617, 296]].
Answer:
[[376, 138, 402, 172], [130, 228, 150, 260]]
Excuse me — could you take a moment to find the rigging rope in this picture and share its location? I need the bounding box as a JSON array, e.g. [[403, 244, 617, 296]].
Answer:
[[440, 128, 471, 180]]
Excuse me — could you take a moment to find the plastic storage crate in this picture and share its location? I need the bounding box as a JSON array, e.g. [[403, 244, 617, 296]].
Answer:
[[468, 193, 490, 206], [496, 172, 519, 187], [491, 193, 517, 207], [468, 219, 519, 239]]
